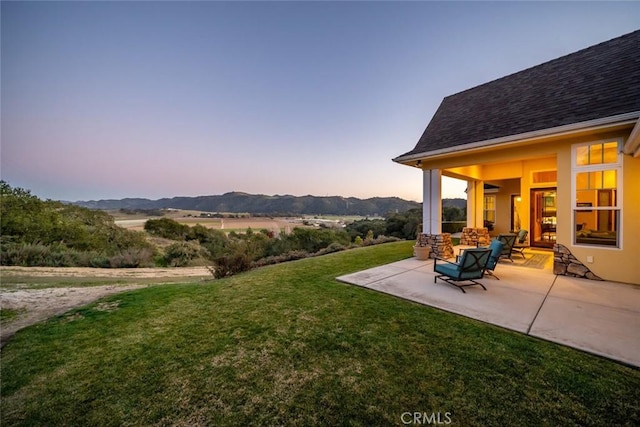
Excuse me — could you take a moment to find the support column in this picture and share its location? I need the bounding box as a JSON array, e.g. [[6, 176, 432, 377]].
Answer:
[[466, 180, 476, 227], [418, 169, 451, 259], [422, 169, 431, 234], [430, 169, 442, 234], [466, 179, 484, 228], [422, 169, 442, 234]]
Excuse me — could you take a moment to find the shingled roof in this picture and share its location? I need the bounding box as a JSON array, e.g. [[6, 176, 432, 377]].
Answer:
[[396, 30, 640, 160]]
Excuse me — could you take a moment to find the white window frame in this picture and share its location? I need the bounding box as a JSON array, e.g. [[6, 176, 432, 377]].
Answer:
[[483, 194, 496, 224], [571, 138, 623, 249]]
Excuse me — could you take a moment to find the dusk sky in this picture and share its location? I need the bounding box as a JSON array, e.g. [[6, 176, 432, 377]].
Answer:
[[2, 2, 639, 203]]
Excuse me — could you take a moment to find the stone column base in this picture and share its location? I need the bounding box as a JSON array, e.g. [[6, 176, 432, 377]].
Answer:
[[417, 233, 454, 259], [460, 227, 491, 246], [553, 244, 603, 280]]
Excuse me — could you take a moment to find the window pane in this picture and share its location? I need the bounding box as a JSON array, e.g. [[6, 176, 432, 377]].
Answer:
[[576, 189, 617, 208], [589, 144, 603, 165], [603, 142, 618, 163], [575, 170, 617, 191], [575, 210, 618, 247], [603, 170, 617, 189], [576, 146, 589, 166], [484, 195, 495, 210], [483, 195, 495, 224], [576, 172, 589, 190], [576, 189, 593, 205], [597, 189, 616, 207], [575, 142, 619, 166]]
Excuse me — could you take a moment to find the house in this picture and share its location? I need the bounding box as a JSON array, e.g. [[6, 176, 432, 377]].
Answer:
[[393, 30, 640, 285]]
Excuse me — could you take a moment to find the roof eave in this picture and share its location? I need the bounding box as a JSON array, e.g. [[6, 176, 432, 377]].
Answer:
[[623, 118, 640, 157], [393, 111, 640, 165]]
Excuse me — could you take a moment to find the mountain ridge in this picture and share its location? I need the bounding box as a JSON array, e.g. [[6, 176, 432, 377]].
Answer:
[[72, 192, 430, 216]]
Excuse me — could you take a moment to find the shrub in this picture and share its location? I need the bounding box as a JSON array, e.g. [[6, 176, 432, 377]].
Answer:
[[144, 218, 190, 240], [108, 248, 155, 268], [89, 255, 112, 268], [371, 235, 401, 245], [0, 242, 103, 267], [0, 242, 50, 266], [285, 228, 350, 253], [164, 241, 207, 267], [0, 182, 155, 266], [252, 250, 310, 268], [210, 253, 253, 279], [314, 242, 347, 256]]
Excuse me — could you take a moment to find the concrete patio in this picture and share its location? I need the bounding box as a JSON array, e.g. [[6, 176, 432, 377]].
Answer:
[[337, 248, 640, 368]]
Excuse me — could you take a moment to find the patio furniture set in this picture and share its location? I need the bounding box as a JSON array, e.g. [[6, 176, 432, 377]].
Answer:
[[433, 231, 528, 293]]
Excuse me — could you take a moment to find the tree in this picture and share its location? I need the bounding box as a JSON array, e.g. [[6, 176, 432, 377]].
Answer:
[[385, 208, 422, 239], [443, 206, 465, 222], [144, 218, 190, 240], [1, 181, 154, 266], [345, 219, 386, 241]]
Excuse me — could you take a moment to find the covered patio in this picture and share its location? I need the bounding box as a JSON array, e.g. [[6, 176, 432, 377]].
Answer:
[[393, 31, 640, 285], [337, 247, 640, 368]]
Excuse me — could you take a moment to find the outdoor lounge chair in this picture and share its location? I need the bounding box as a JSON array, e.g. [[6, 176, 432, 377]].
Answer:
[[480, 233, 517, 262], [483, 239, 505, 279], [434, 248, 492, 293], [512, 229, 528, 259]]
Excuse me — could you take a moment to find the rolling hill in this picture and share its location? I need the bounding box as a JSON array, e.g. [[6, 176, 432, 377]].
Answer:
[[73, 192, 424, 216]]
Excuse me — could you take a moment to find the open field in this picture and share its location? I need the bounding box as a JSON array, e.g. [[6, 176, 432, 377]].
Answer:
[[113, 210, 308, 232], [112, 209, 363, 233], [1, 241, 639, 425]]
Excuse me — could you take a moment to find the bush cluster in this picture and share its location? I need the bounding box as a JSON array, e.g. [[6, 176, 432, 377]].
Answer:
[[144, 218, 190, 240], [1, 182, 155, 267], [163, 241, 208, 267], [0, 242, 155, 268], [0, 181, 414, 272], [209, 253, 253, 279]]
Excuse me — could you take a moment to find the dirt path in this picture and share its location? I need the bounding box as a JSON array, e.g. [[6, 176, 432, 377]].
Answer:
[[1, 266, 211, 278], [0, 267, 211, 347], [0, 285, 147, 346]]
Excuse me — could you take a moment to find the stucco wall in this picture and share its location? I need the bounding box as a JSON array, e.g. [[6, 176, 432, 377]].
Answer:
[[486, 178, 520, 236]]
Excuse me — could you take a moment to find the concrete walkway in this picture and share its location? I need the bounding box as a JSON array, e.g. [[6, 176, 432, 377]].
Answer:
[[337, 250, 640, 367]]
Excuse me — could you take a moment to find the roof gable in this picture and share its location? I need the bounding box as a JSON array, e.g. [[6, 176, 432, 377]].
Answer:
[[399, 30, 640, 159]]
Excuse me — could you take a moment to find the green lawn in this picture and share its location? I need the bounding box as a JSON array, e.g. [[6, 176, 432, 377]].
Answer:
[[2, 241, 639, 426]]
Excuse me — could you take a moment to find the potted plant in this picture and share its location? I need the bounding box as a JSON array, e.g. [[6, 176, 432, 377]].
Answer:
[[413, 234, 431, 260]]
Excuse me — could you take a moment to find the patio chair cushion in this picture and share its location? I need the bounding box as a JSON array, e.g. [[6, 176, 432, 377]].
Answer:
[[433, 248, 492, 293], [434, 263, 459, 277], [485, 239, 505, 271]]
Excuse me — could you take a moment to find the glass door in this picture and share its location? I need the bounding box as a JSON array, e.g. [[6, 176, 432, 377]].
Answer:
[[530, 188, 556, 248]]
